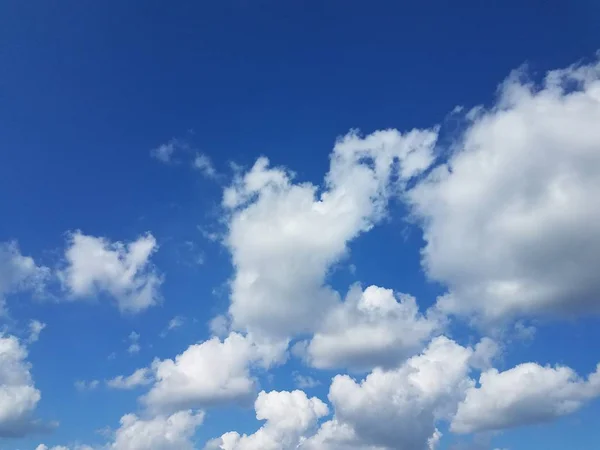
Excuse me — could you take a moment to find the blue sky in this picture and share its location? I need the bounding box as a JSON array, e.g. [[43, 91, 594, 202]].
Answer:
[[1, 1, 600, 449]]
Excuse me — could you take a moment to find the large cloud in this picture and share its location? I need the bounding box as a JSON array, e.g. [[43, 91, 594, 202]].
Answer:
[[320, 336, 474, 450], [205, 390, 328, 450], [59, 231, 162, 313], [0, 241, 49, 314], [302, 284, 441, 371], [408, 57, 600, 321], [451, 362, 600, 433], [0, 334, 45, 437], [224, 128, 438, 338]]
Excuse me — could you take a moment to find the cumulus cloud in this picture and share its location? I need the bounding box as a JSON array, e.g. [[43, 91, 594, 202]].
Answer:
[[0, 334, 46, 437], [142, 332, 286, 414], [451, 362, 600, 433], [407, 57, 600, 321], [109, 410, 204, 450], [107, 368, 153, 390], [35, 411, 203, 450], [317, 336, 475, 450], [224, 128, 438, 339], [0, 241, 49, 314], [303, 284, 441, 370], [206, 390, 328, 450], [59, 231, 163, 313], [36, 445, 93, 450]]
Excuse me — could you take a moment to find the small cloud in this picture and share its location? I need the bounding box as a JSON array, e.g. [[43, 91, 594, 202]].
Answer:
[[75, 380, 99, 392], [209, 315, 230, 337], [514, 321, 536, 341], [27, 320, 46, 344], [160, 316, 185, 338], [293, 373, 320, 389], [107, 352, 116, 361], [106, 368, 153, 390], [168, 316, 184, 331], [127, 343, 141, 354], [193, 153, 217, 179], [197, 226, 221, 243], [150, 139, 178, 163], [127, 331, 141, 354]]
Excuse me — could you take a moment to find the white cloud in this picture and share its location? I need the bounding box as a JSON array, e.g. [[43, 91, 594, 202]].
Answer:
[[313, 336, 475, 450], [206, 390, 328, 450], [36, 445, 93, 450], [224, 128, 437, 339], [451, 362, 600, 433], [168, 316, 184, 330], [107, 368, 153, 390], [294, 373, 320, 389], [0, 334, 44, 437], [303, 284, 441, 370], [194, 153, 217, 179], [127, 331, 141, 354], [74, 380, 99, 392], [110, 410, 204, 450], [59, 231, 163, 313], [143, 332, 285, 414], [151, 139, 178, 163], [0, 241, 49, 314], [35, 411, 203, 450], [300, 419, 384, 450], [27, 320, 46, 344], [408, 57, 600, 321]]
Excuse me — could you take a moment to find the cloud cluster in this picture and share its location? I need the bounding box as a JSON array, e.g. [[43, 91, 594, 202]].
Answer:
[[223, 127, 438, 339], [18, 54, 600, 450]]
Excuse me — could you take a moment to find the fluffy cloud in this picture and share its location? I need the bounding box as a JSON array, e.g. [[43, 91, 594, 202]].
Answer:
[[224, 128, 437, 339], [303, 284, 441, 370], [408, 57, 600, 321], [35, 411, 203, 450], [451, 362, 600, 433], [59, 231, 162, 313], [300, 419, 384, 450], [107, 368, 153, 390], [206, 390, 328, 450], [36, 445, 93, 450], [142, 333, 282, 414], [0, 334, 44, 437], [0, 241, 49, 314], [314, 336, 475, 450], [110, 410, 204, 450]]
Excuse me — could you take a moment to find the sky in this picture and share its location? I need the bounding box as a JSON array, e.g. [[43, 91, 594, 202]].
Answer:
[[1, 1, 600, 449]]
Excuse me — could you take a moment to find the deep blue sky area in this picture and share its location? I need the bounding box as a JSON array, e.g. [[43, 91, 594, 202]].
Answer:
[[1, 1, 600, 450]]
